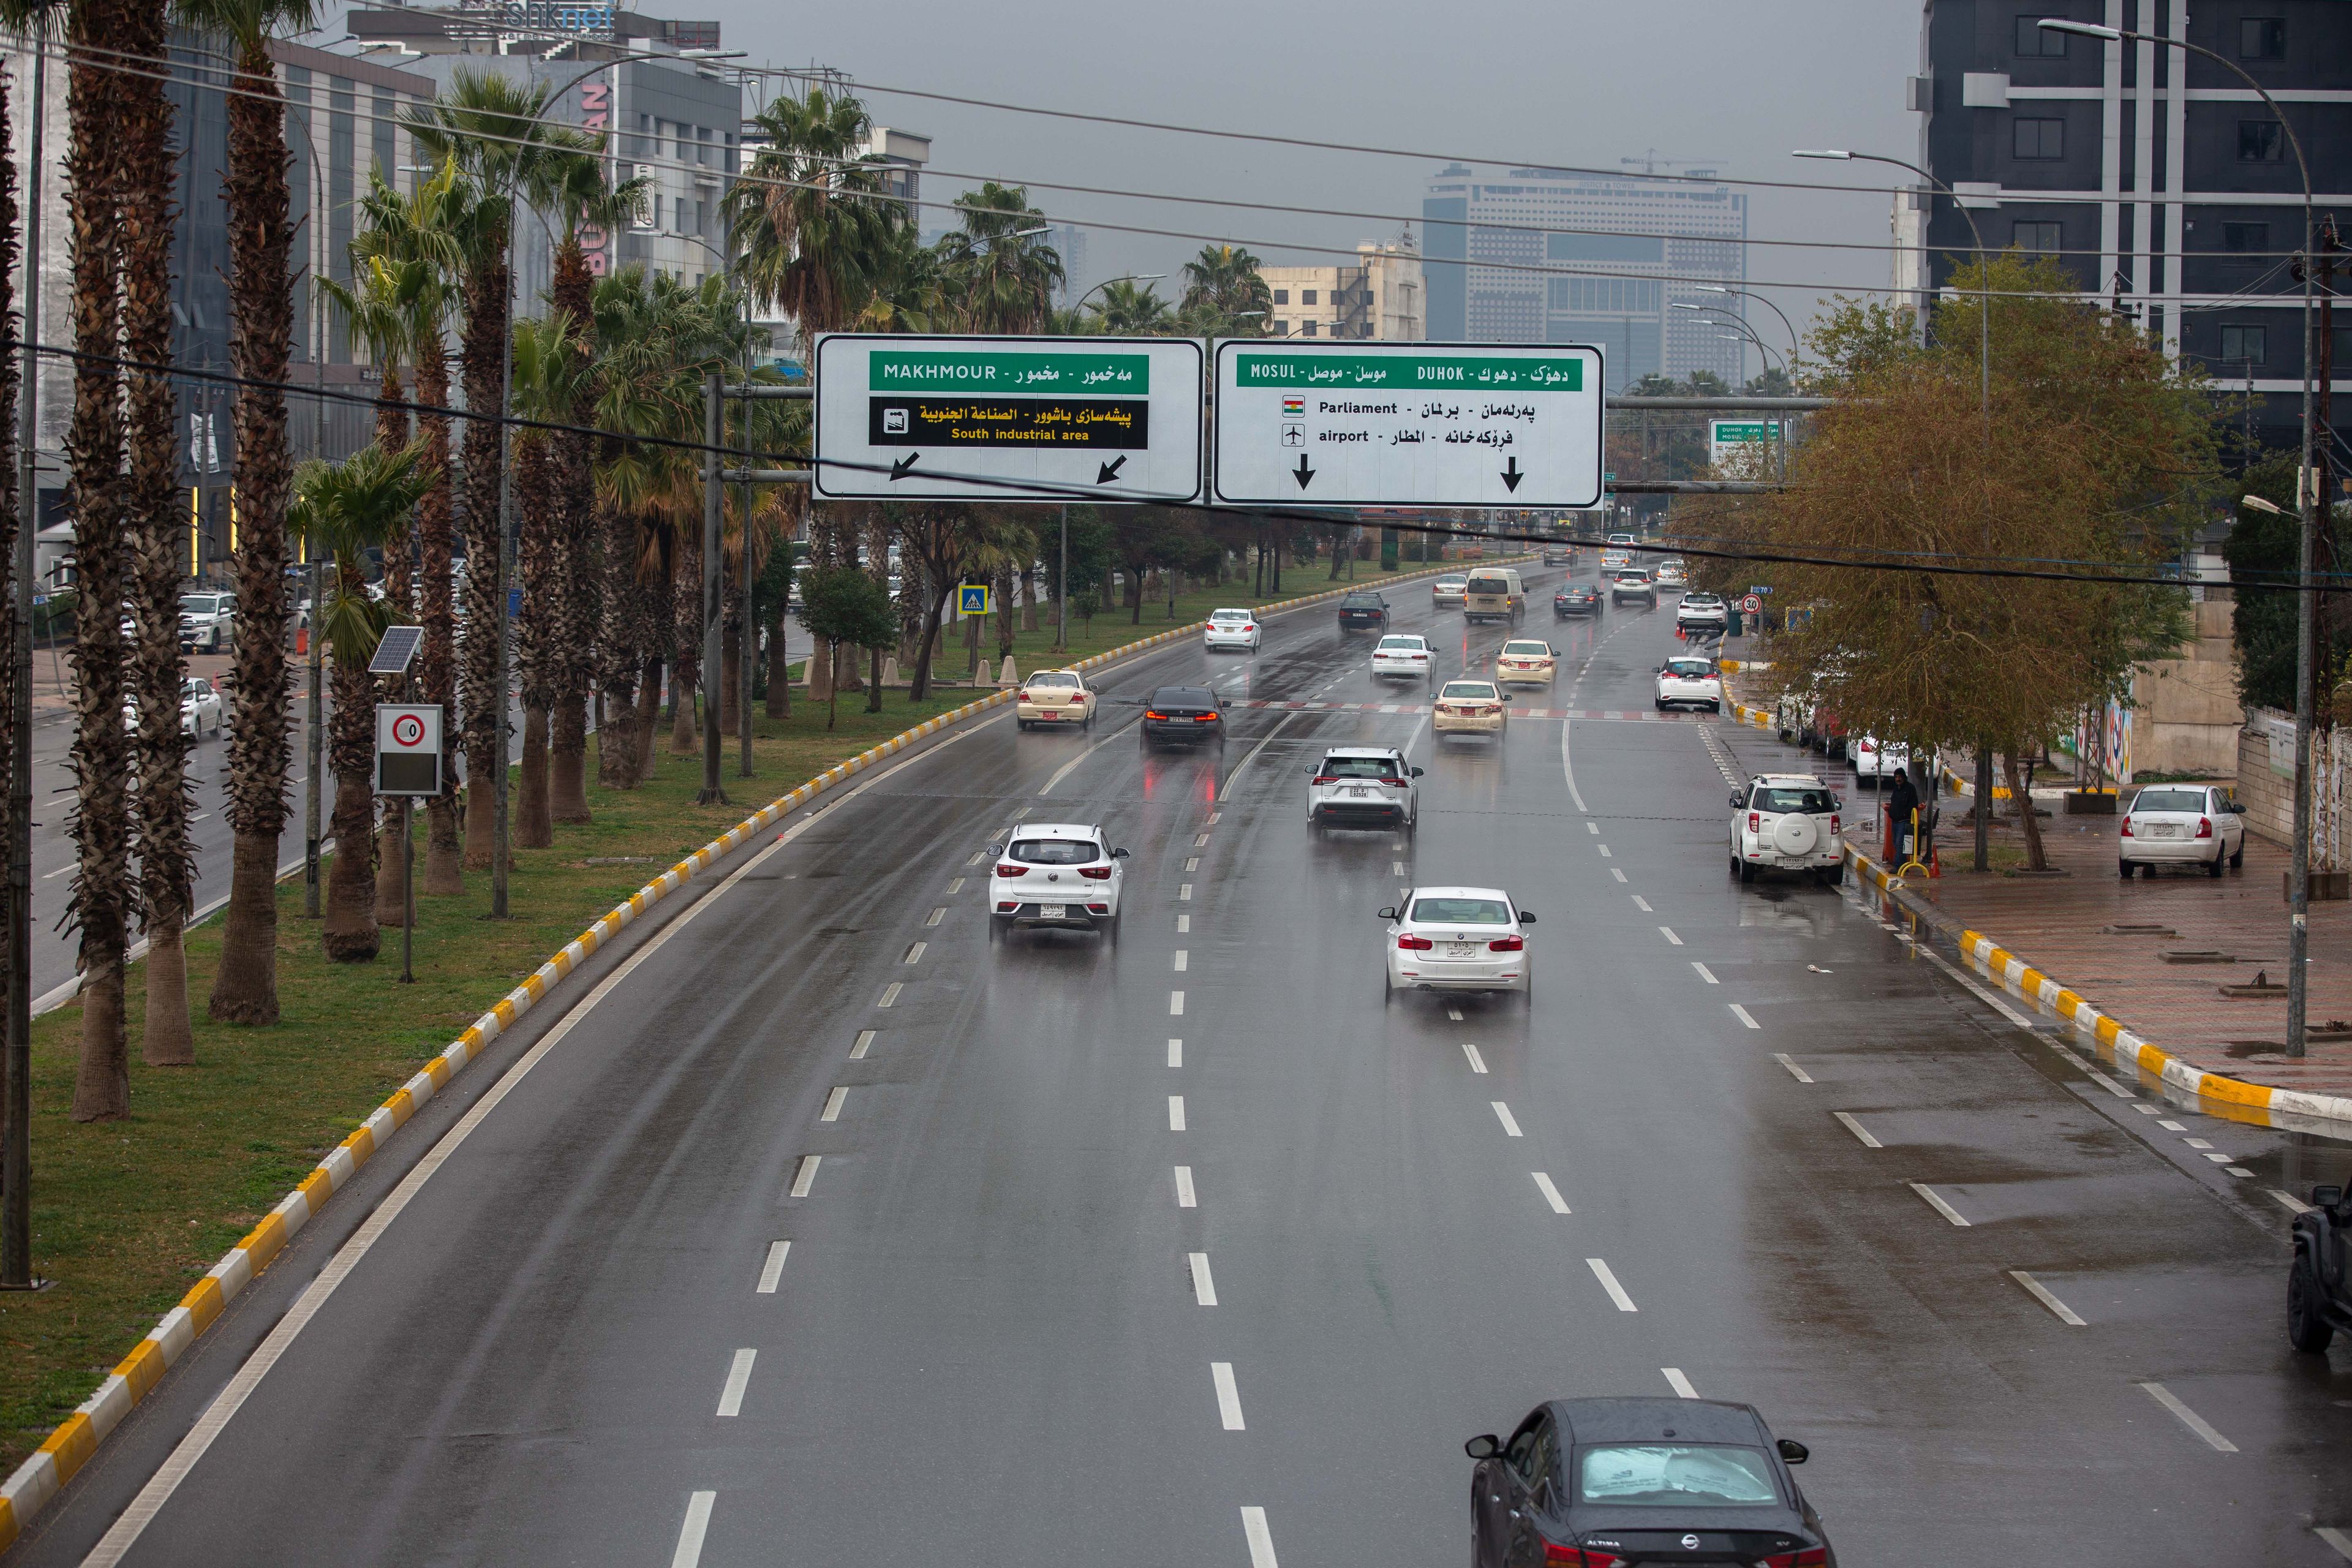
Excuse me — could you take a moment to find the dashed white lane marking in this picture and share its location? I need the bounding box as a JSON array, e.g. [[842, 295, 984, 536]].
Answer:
[[1662, 1368, 1699, 1399], [2199, 1151, 2234, 1165], [789, 1156, 821, 1199], [40, 864, 69, 879], [903, 941, 925, 965], [1658, 925, 1682, 946], [1392, 860, 1404, 875], [1241, 1506, 1280, 1568], [670, 1491, 717, 1568], [1190, 1252, 1219, 1306], [1169, 1037, 1183, 1067], [924, 907, 944, 927], [716, 1348, 757, 1417], [1692, 962, 1718, 984], [967, 851, 987, 866], [2274, 1189, 2313, 1215], [2139, 1382, 2237, 1452], [1195, 832, 1212, 847], [1774, 1054, 1812, 1082], [1586, 1257, 1638, 1311], [820, 1087, 848, 1123], [1491, 1101, 1523, 1137], [1010, 807, 1031, 820], [2008, 1269, 2086, 1325], [2226, 1166, 2254, 1178], [1180, 883, 1193, 900], [1597, 845, 1613, 858], [1461, 1042, 1489, 1074], [1209, 812, 1222, 824], [2157, 1119, 2187, 1131], [946, 877, 964, 894], [1833, 1111, 1881, 1148], [850, 1030, 875, 1060], [2315, 1526, 2352, 1561], [1586, 821, 1599, 835], [878, 982, 902, 1008], [2133, 1103, 2161, 1115], [1170, 990, 1186, 1015], [1175, 1166, 1197, 1207], [1212, 1362, 1247, 1429], [1186, 857, 1200, 872], [2184, 1136, 2213, 1148], [1909, 1182, 1970, 1226], [1178, 914, 1191, 933], [1174, 950, 1189, 972], [1728, 1003, 1759, 1028], [1532, 1172, 1571, 1214], [1447, 1006, 1464, 1022], [1610, 868, 1627, 883], [1631, 895, 1652, 912], [755, 1240, 791, 1294], [1169, 1095, 1187, 1131]]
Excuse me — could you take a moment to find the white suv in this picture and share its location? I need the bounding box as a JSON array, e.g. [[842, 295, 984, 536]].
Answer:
[[1654, 655, 1722, 712], [990, 824, 1128, 932], [1675, 592, 1728, 633], [1308, 746, 1422, 831], [1730, 774, 1845, 885]]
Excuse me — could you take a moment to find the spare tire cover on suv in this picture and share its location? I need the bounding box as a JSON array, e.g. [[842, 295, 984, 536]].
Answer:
[[1770, 814, 1820, 855]]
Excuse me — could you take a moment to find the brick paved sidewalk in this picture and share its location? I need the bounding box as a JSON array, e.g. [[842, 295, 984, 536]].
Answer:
[[1854, 809, 2352, 1104]]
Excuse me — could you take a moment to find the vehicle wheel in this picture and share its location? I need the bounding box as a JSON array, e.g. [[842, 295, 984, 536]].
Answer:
[[1016, 718, 1029, 731], [1730, 850, 1742, 877], [1737, 859, 1756, 884], [1382, 968, 1393, 1005], [2208, 848, 2226, 878], [1710, 701, 1721, 714], [1821, 862, 1845, 887], [2230, 841, 2244, 870], [2288, 1250, 2336, 1352], [2118, 859, 2135, 880]]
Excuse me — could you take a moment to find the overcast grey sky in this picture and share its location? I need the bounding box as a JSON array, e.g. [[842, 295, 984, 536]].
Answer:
[[687, 0, 1921, 369]]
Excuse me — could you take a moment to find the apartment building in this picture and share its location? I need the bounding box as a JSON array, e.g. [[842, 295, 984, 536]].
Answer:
[[1263, 239, 1426, 340]]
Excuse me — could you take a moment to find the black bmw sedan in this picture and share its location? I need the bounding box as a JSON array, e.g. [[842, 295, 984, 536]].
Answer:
[[1554, 583, 1604, 618], [1138, 685, 1226, 747], [1337, 590, 1390, 630], [1466, 1398, 1832, 1566]]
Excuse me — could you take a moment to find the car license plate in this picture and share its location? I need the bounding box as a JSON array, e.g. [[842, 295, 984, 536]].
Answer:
[[1447, 941, 1478, 957], [2151, 824, 2176, 838], [1040, 903, 1068, 919], [1346, 787, 1368, 797], [1043, 710, 1061, 719]]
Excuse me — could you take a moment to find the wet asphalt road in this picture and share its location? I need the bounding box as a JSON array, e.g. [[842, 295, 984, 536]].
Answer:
[[26, 564, 2352, 1567]]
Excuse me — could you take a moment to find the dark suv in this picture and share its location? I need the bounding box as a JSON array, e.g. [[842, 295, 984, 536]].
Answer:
[[2290, 1181, 2352, 1352], [1337, 591, 1390, 630]]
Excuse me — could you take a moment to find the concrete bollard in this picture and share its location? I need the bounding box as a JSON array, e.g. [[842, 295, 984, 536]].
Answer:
[[880, 655, 900, 687], [999, 654, 1019, 687]]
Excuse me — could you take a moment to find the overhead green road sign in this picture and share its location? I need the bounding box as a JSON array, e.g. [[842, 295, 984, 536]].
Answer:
[[870, 350, 1150, 394], [1213, 340, 1605, 509]]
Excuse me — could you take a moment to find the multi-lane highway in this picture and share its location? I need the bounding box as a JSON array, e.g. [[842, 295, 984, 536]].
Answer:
[[20, 562, 2351, 1566]]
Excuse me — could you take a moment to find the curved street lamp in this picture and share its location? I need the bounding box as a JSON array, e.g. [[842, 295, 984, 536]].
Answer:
[[1698, 284, 1800, 363]]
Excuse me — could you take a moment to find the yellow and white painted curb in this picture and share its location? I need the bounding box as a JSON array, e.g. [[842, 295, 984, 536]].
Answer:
[[0, 555, 1512, 1552], [1843, 842, 2352, 1131], [1728, 700, 1774, 733]]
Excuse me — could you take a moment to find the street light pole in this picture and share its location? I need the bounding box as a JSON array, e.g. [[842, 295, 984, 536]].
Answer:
[[2041, 16, 2320, 1058], [699, 368, 725, 804], [1699, 284, 1800, 365]]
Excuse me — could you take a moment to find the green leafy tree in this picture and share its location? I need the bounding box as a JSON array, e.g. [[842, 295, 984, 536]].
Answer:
[[796, 565, 898, 729], [937, 183, 1063, 333], [1087, 278, 1175, 336], [1178, 244, 1271, 337]]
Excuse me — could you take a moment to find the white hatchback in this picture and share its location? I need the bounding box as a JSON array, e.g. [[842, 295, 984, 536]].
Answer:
[[2120, 783, 2246, 877], [1381, 886, 1535, 1001], [1371, 633, 1436, 679], [991, 824, 1128, 932], [1204, 607, 1262, 652], [1654, 655, 1722, 712], [1730, 773, 1845, 884]]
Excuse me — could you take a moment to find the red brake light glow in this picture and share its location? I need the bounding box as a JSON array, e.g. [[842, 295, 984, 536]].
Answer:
[[2120, 818, 2135, 837], [1396, 933, 1434, 951], [1749, 812, 1761, 832], [1079, 866, 1112, 880], [1145, 710, 1168, 722], [1488, 934, 1525, 952], [2196, 816, 2214, 839], [1760, 1551, 1830, 1567], [995, 864, 1027, 878]]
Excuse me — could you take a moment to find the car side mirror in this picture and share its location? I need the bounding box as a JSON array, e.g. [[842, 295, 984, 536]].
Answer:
[[1464, 1434, 1501, 1461], [1377, 906, 1398, 921], [1411, 767, 1425, 778], [1731, 793, 1744, 809], [1111, 848, 1129, 859], [1517, 911, 1536, 922], [1776, 1438, 1809, 1466], [2230, 802, 2247, 815], [2315, 1184, 2345, 1208], [1501, 694, 1514, 703], [1833, 796, 1845, 811]]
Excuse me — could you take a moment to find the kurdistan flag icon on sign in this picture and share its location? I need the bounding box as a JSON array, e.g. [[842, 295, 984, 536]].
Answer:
[[1282, 396, 1304, 416]]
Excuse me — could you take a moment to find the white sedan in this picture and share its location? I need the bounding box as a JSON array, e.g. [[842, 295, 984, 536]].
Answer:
[[2120, 783, 2245, 877], [124, 677, 225, 739], [1381, 886, 1535, 1002], [1371, 633, 1436, 679], [1203, 607, 1262, 652], [990, 823, 1128, 932], [1851, 735, 1910, 788], [1016, 669, 1097, 730], [1654, 655, 1722, 712], [1493, 638, 1556, 686]]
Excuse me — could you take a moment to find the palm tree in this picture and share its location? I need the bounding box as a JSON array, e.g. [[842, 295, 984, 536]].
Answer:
[[937, 184, 1063, 334], [1180, 243, 1273, 337], [725, 87, 900, 361], [0, 0, 43, 1100], [407, 71, 582, 872], [350, 160, 466, 893], [507, 309, 585, 846], [289, 446, 429, 960], [173, 0, 313, 1027], [1088, 278, 1175, 337]]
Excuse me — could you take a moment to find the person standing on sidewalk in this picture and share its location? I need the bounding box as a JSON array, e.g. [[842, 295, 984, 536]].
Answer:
[[1887, 764, 1921, 862]]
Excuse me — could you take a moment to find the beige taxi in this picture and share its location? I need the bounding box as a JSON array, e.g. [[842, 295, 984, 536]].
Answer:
[[1016, 668, 1098, 731], [1433, 677, 1511, 739], [1493, 638, 1557, 687]]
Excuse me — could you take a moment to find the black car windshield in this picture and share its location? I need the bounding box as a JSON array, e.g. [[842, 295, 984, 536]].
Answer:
[[1342, 594, 1384, 607], [2131, 788, 2207, 813], [1321, 756, 1399, 779], [1151, 688, 1215, 706], [1009, 839, 1099, 865], [1409, 896, 1511, 924], [1577, 1445, 1778, 1507], [1754, 786, 1833, 813]]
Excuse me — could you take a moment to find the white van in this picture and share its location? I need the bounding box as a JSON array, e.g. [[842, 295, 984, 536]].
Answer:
[[1462, 567, 1526, 625]]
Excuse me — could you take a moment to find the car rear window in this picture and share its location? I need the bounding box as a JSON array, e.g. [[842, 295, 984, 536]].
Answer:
[[1009, 839, 1099, 865], [1028, 673, 1078, 688], [1665, 659, 1714, 677], [1684, 594, 1721, 605], [1409, 896, 1512, 924], [1152, 688, 1215, 706], [1576, 1445, 1778, 1507], [1501, 641, 1550, 657], [1210, 610, 1250, 622], [1378, 636, 1427, 650], [1754, 786, 1834, 813], [1466, 575, 1511, 594], [1440, 682, 1498, 699], [2131, 788, 2207, 814], [1616, 571, 1650, 582], [1343, 594, 1383, 606], [1321, 756, 1399, 779]]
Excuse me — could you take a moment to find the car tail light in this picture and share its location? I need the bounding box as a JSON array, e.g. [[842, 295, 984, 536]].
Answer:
[[1488, 934, 1524, 952], [2120, 818, 2135, 837], [1412, 652, 1427, 659], [1070, 692, 1088, 703], [1543, 1545, 1623, 1567], [995, 864, 1028, 878], [1312, 775, 1337, 786], [1194, 713, 1216, 722], [1760, 1551, 1830, 1567], [1145, 710, 1168, 721], [1086, 902, 1109, 913], [1396, 933, 1434, 951], [997, 901, 1017, 912], [1243, 624, 1255, 631], [1749, 812, 1760, 833], [1079, 866, 1112, 880], [2196, 816, 2214, 839], [1831, 814, 1841, 835]]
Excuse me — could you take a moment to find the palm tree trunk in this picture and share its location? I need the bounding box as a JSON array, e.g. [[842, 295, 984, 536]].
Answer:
[[373, 363, 412, 924], [720, 624, 741, 735], [763, 596, 790, 718], [549, 238, 596, 820], [0, 65, 23, 1079], [458, 246, 508, 872], [65, 0, 134, 1112], [669, 528, 699, 753], [413, 336, 462, 894], [1020, 565, 1037, 631], [909, 583, 952, 701], [595, 508, 641, 789], [323, 571, 380, 962], [513, 434, 554, 848], [633, 652, 663, 775], [122, 0, 192, 1068]]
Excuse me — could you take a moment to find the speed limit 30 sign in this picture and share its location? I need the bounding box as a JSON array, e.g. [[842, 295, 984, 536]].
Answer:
[[376, 703, 443, 796]]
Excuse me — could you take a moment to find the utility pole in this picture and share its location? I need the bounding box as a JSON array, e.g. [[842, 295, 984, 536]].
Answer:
[[699, 370, 725, 805], [1056, 502, 1068, 651]]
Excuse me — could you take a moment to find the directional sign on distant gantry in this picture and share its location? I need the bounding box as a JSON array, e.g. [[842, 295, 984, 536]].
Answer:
[[1212, 341, 1605, 510], [812, 334, 1205, 503]]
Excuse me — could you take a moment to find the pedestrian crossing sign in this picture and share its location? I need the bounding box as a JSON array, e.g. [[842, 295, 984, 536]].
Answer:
[[958, 583, 992, 617]]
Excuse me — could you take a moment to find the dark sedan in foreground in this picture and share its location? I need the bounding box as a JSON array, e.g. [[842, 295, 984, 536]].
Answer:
[[1138, 685, 1226, 747], [1554, 582, 1603, 618], [1337, 590, 1390, 630], [1468, 1397, 1831, 1567]]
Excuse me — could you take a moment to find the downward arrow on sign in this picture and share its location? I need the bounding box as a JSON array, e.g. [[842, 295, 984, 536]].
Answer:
[[889, 453, 921, 481], [1097, 454, 1128, 484], [1292, 453, 1316, 490], [1501, 456, 1524, 492]]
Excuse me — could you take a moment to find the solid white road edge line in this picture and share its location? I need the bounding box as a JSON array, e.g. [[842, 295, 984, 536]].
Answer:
[[1212, 1362, 1246, 1430], [1190, 1252, 1219, 1306], [1532, 1173, 1571, 1214], [1241, 1506, 1280, 1568], [1038, 716, 1144, 796], [1909, 1182, 1970, 1226], [2139, 1382, 2237, 1452], [1662, 1368, 1698, 1400], [1560, 717, 1588, 814], [76, 820, 802, 1567], [715, 1349, 756, 1417], [1586, 1258, 1638, 1312], [755, 1240, 791, 1295], [2007, 1269, 2086, 1325], [1175, 1167, 1197, 1208], [671, 1491, 717, 1568], [2313, 1525, 2352, 1561], [1833, 1111, 1882, 1148], [1491, 1101, 1523, 1137]]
